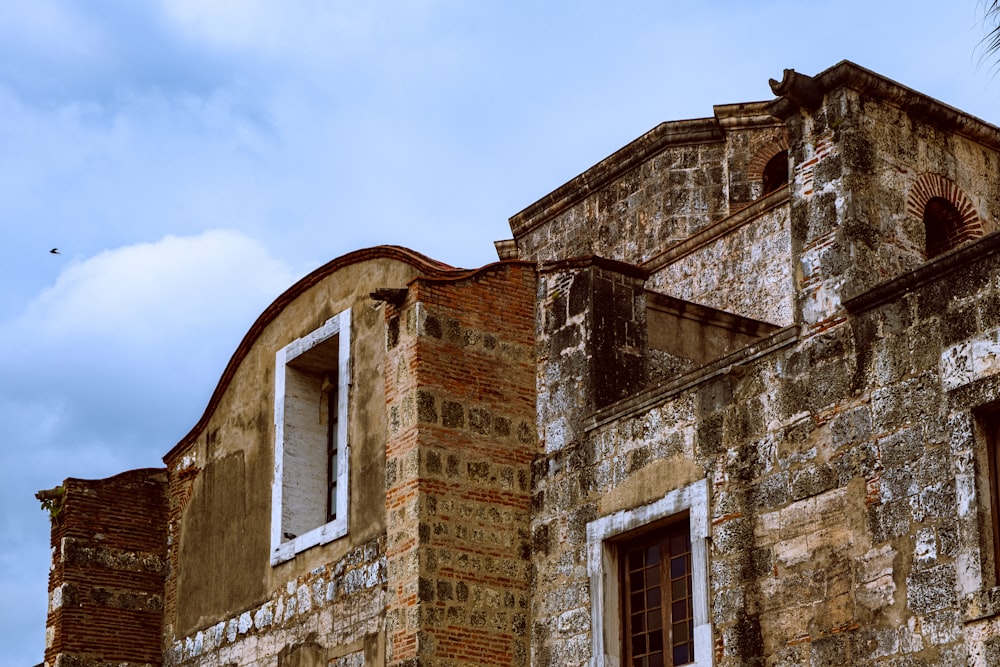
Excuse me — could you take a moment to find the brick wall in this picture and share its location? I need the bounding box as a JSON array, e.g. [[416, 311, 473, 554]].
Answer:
[[41, 468, 168, 666], [383, 262, 537, 666]]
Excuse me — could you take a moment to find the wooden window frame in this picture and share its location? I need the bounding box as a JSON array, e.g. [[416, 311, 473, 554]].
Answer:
[[587, 479, 712, 667], [325, 372, 340, 523], [986, 412, 1000, 587], [619, 517, 695, 667]]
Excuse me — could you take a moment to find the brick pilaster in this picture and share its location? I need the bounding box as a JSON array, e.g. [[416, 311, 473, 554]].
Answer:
[[384, 262, 537, 666]]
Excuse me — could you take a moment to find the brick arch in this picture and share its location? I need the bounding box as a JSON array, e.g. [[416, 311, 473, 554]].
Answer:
[[906, 173, 983, 257], [747, 134, 790, 181], [906, 173, 979, 222]]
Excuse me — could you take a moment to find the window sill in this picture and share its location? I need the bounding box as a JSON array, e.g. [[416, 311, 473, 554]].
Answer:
[[271, 515, 348, 566]]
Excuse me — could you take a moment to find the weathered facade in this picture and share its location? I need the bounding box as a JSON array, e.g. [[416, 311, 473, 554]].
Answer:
[[38, 61, 1000, 666]]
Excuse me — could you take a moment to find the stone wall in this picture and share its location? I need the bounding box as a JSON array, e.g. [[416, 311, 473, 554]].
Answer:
[[535, 257, 648, 455], [528, 62, 1000, 666], [719, 117, 788, 208], [514, 138, 727, 264], [530, 234, 1000, 665], [166, 537, 385, 667], [845, 233, 1000, 667], [510, 111, 795, 328], [532, 66, 1000, 667], [531, 383, 708, 666], [509, 119, 733, 266], [845, 88, 1000, 293], [646, 199, 794, 326], [778, 78, 1000, 334]]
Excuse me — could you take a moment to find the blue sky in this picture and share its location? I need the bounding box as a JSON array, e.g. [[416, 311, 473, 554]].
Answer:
[[1, 1, 996, 662]]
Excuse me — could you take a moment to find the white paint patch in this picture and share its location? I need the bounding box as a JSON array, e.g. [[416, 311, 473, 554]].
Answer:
[[48, 584, 66, 612], [956, 551, 984, 596], [238, 611, 253, 634], [254, 603, 273, 630], [914, 528, 936, 567], [800, 280, 843, 327], [942, 329, 1000, 390], [955, 474, 977, 518]]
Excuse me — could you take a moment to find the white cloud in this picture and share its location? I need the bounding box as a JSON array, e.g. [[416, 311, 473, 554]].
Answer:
[[0, 230, 304, 454], [15, 229, 294, 345], [0, 232, 303, 667], [0, 82, 286, 312]]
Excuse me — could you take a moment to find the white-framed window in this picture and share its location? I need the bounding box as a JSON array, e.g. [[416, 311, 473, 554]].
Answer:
[[587, 478, 712, 667], [271, 309, 351, 566]]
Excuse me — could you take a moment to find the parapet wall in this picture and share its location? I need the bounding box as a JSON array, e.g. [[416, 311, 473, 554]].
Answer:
[[41, 468, 168, 667]]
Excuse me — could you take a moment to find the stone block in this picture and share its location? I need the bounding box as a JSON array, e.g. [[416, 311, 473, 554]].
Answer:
[[830, 405, 872, 449], [866, 501, 911, 544], [907, 563, 957, 615], [790, 464, 837, 501]]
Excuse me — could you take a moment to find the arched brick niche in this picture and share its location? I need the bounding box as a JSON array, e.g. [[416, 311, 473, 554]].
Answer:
[[907, 173, 983, 259], [748, 135, 790, 196]]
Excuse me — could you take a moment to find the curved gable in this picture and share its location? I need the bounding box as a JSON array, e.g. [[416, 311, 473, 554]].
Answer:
[[164, 246, 457, 464]]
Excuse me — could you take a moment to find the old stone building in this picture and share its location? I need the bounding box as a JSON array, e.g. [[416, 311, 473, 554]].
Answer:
[[38, 61, 1000, 666]]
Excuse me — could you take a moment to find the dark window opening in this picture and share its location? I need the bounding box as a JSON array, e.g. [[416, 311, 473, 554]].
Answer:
[[761, 150, 789, 194], [985, 413, 1000, 587], [621, 519, 694, 667], [325, 372, 339, 523], [924, 197, 968, 259]]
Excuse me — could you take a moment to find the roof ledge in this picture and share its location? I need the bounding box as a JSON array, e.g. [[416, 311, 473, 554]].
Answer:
[[713, 101, 783, 129], [538, 255, 649, 280], [769, 60, 1000, 149], [509, 117, 724, 239]]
